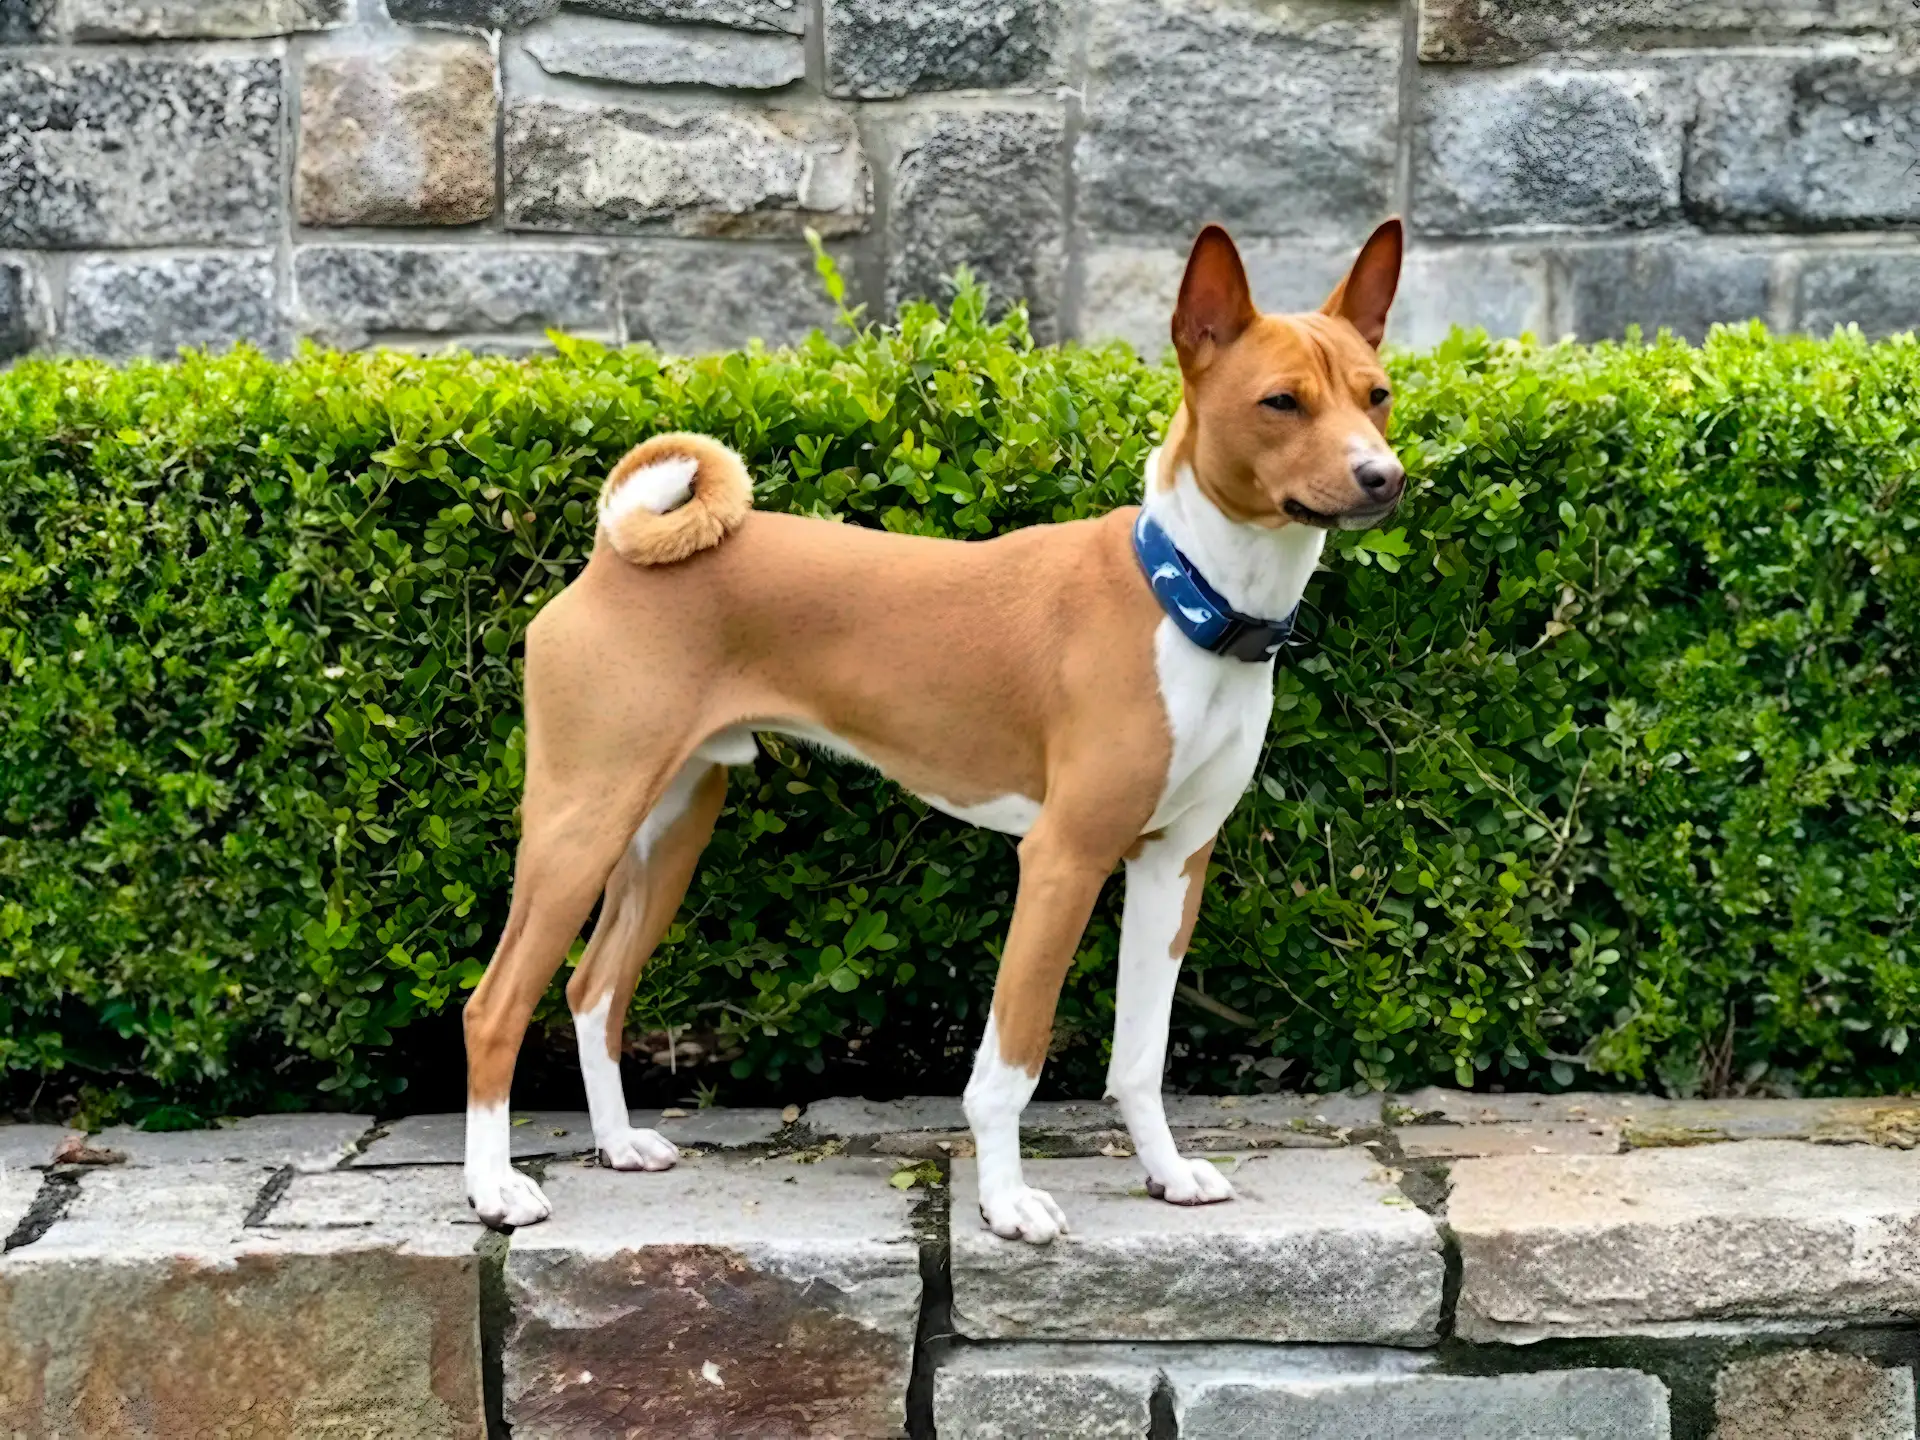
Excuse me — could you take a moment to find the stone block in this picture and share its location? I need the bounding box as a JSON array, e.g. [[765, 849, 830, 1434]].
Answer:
[[0, 1173, 40, 1241], [58, 0, 347, 37], [1452, 1141, 1920, 1341], [388, 0, 558, 25], [353, 1110, 594, 1166], [65, 252, 283, 361], [1689, 54, 1920, 229], [620, 242, 844, 352], [0, 1124, 74, 1171], [1800, 250, 1920, 339], [1393, 244, 1552, 348], [0, 54, 282, 247], [264, 1166, 486, 1237], [950, 1152, 1443, 1343], [296, 244, 614, 348], [1415, 67, 1688, 235], [299, 40, 497, 227], [0, 256, 45, 356], [1390, 1087, 1671, 1126], [523, 14, 804, 88], [1396, 1119, 1621, 1161], [505, 97, 869, 237], [503, 1157, 921, 1438], [933, 1345, 1160, 1439], [886, 105, 1067, 338], [825, 0, 1062, 99], [569, 0, 806, 32], [1712, 1349, 1916, 1440], [1418, 0, 1908, 63], [1172, 1356, 1671, 1440], [91, 1114, 370, 1172], [1550, 240, 1775, 343], [0, 1168, 484, 1437], [1077, 0, 1400, 241]]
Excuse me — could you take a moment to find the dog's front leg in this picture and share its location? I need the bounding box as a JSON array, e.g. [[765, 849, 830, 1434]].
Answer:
[[965, 823, 1117, 1244], [1106, 833, 1234, 1206]]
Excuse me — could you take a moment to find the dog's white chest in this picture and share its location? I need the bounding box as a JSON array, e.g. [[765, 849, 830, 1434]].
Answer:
[[1147, 619, 1274, 841]]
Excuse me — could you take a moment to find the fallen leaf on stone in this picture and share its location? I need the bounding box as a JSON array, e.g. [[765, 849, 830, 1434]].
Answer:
[[701, 1361, 724, 1388], [1097, 1143, 1133, 1158], [660, 1108, 689, 1119], [52, 1135, 125, 1166], [780, 1104, 800, 1124]]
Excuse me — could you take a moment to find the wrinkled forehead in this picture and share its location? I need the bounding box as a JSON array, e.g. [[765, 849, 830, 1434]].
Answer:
[[1197, 311, 1383, 402]]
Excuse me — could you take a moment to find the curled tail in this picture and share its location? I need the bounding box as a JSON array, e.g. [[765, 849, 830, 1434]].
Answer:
[[597, 432, 753, 565]]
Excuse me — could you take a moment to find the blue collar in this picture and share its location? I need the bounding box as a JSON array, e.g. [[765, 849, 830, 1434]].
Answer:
[[1132, 509, 1301, 663]]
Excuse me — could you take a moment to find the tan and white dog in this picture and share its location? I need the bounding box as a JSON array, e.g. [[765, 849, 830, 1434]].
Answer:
[[462, 220, 1407, 1242]]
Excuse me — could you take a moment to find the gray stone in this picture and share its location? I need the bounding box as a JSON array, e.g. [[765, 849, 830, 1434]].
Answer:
[[1077, 0, 1400, 241], [1389, 243, 1553, 348], [1175, 1360, 1672, 1440], [298, 40, 497, 227], [352, 1110, 596, 1166], [1689, 54, 1920, 229], [90, 1114, 370, 1172], [656, 1106, 791, 1149], [388, 0, 557, 25], [0, 1172, 39, 1241], [933, 1345, 1160, 1439], [803, 1095, 967, 1138], [0, 0, 56, 42], [1801, 250, 1920, 340], [296, 244, 614, 348], [1391, 1089, 1920, 1149], [505, 97, 869, 237], [1396, 1119, 1622, 1161], [58, 0, 347, 36], [1712, 1349, 1916, 1440], [65, 252, 283, 361], [1162, 1093, 1387, 1134], [28, 1166, 269, 1254], [523, 15, 804, 88], [624, 245, 846, 351], [504, 1156, 921, 1438], [950, 1153, 1443, 1343], [263, 1165, 486, 1238], [1550, 240, 1775, 343], [1452, 1141, 1920, 1341], [0, 54, 282, 247], [1418, 0, 1909, 63], [887, 106, 1067, 338], [1388, 1088, 1673, 1126], [569, 0, 806, 32], [825, 0, 1062, 99], [0, 1123, 72, 1172], [1415, 67, 1688, 235]]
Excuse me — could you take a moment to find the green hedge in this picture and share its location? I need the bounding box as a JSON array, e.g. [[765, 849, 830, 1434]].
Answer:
[[4, 280, 1918, 1119]]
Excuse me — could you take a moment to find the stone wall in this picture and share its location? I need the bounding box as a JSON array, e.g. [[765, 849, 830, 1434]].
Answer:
[[0, 0, 1915, 362]]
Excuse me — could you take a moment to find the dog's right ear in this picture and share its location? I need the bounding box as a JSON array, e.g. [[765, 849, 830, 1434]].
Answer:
[[1172, 224, 1256, 372]]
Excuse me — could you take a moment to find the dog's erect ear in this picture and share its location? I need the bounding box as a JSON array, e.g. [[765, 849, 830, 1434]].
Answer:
[[1322, 217, 1403, 348], [1172, 224, 1256, 369]]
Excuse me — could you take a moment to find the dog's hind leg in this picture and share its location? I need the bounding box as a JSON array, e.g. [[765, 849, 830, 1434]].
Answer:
[[566, 756, 729, 1172]]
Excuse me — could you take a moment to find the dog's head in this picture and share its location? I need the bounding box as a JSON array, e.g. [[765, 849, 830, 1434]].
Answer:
[[1166, 219, 1405, 531]]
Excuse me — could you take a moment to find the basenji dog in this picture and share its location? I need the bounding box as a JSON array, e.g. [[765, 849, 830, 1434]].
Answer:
[[462, 219, 1407, 1241]]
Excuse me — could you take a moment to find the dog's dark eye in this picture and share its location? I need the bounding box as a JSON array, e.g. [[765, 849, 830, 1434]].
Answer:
[[1260, 393, 1299, 413], [1370, 387, 1392, 406]]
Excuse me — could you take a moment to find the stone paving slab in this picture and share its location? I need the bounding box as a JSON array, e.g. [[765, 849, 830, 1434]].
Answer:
[[0, 1124, 77, 1171], [92, 1112, 370, 1171], [932, 1343, 1162, 1439], [1395, 1119, 1623, 1161], [951, 1153, 1443, 1344], [0, 1172, 40, 1241], [1452, 1140, 1920, 1341], [504, 1156, 922, 1438], [350, 1107, 786, 1166], [1393, 1087, 1920, 1149]]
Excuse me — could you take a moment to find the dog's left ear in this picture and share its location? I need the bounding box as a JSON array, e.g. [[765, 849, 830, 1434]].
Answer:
[[1321, 217, 1403, 349]]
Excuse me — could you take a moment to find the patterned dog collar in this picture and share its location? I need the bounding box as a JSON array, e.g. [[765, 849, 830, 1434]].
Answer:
[[1131, 509, 1301, 664]]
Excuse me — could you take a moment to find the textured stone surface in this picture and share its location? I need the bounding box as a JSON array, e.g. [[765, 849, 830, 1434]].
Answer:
[[1391, 1090, 1920, 1149], [1416, 67, 1687, 235], [1800, 250, 1920, 339], [1418, 0, 1908, 63], [933, 1345, 1160, 1439], [524, 15, 804, 88], [0, 54, 282, 247], [299, 40, 496, 227], [352, 1111, 594, 1166], [264, 1166, 486, 1237], [0, 1173, 39, 1241], [506, 98, 869, 237], [1391, 1088, 1674, 1127], [0, 256, 43, 358], [1077, 0, 1399, 241], [1712, 1349, 1916, 1440], [91, 1114, 370, 1172], [825, 0, 1061, 99], [569, 0, 805, 32], [1453, 1141, 1920, 1341], [1081, 242, 1348, 357], [59, 0, 347, 36], [1175, 1360, 1672, 1439], [951, 1153, 1442, 1343], [0, 1124, 74, 1171], [65, 252, 282, 360], [1690, 54, 1920, 229], [1396, 1118, 1622, 1161], [387, 0, 557, 24], [887, 106, 1066, 337], [1550, 241, 1775, 342], [504, 1157, 920, 1438], [620, 242, 844, 351], [296, 244, 614, 347], [1395, 243, 1551, 348]]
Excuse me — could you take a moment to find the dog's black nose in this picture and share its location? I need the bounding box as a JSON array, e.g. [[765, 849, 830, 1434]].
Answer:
[[1353, 456, 1405, 501]]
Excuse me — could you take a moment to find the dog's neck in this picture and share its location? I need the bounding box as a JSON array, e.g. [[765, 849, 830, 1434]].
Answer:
[[1143, 433, 1327, 625]]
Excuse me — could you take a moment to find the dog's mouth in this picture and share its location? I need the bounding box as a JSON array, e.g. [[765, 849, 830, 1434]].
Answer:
[[1284, 498, 1400, 531]]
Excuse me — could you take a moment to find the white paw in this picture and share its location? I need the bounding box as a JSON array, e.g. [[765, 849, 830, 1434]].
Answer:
[[597, 1127, 679, 1172], [1146, 1156, 1236, 1206], [466, 1166, 552, 1228], [979, 1184, 1069, 1245]]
